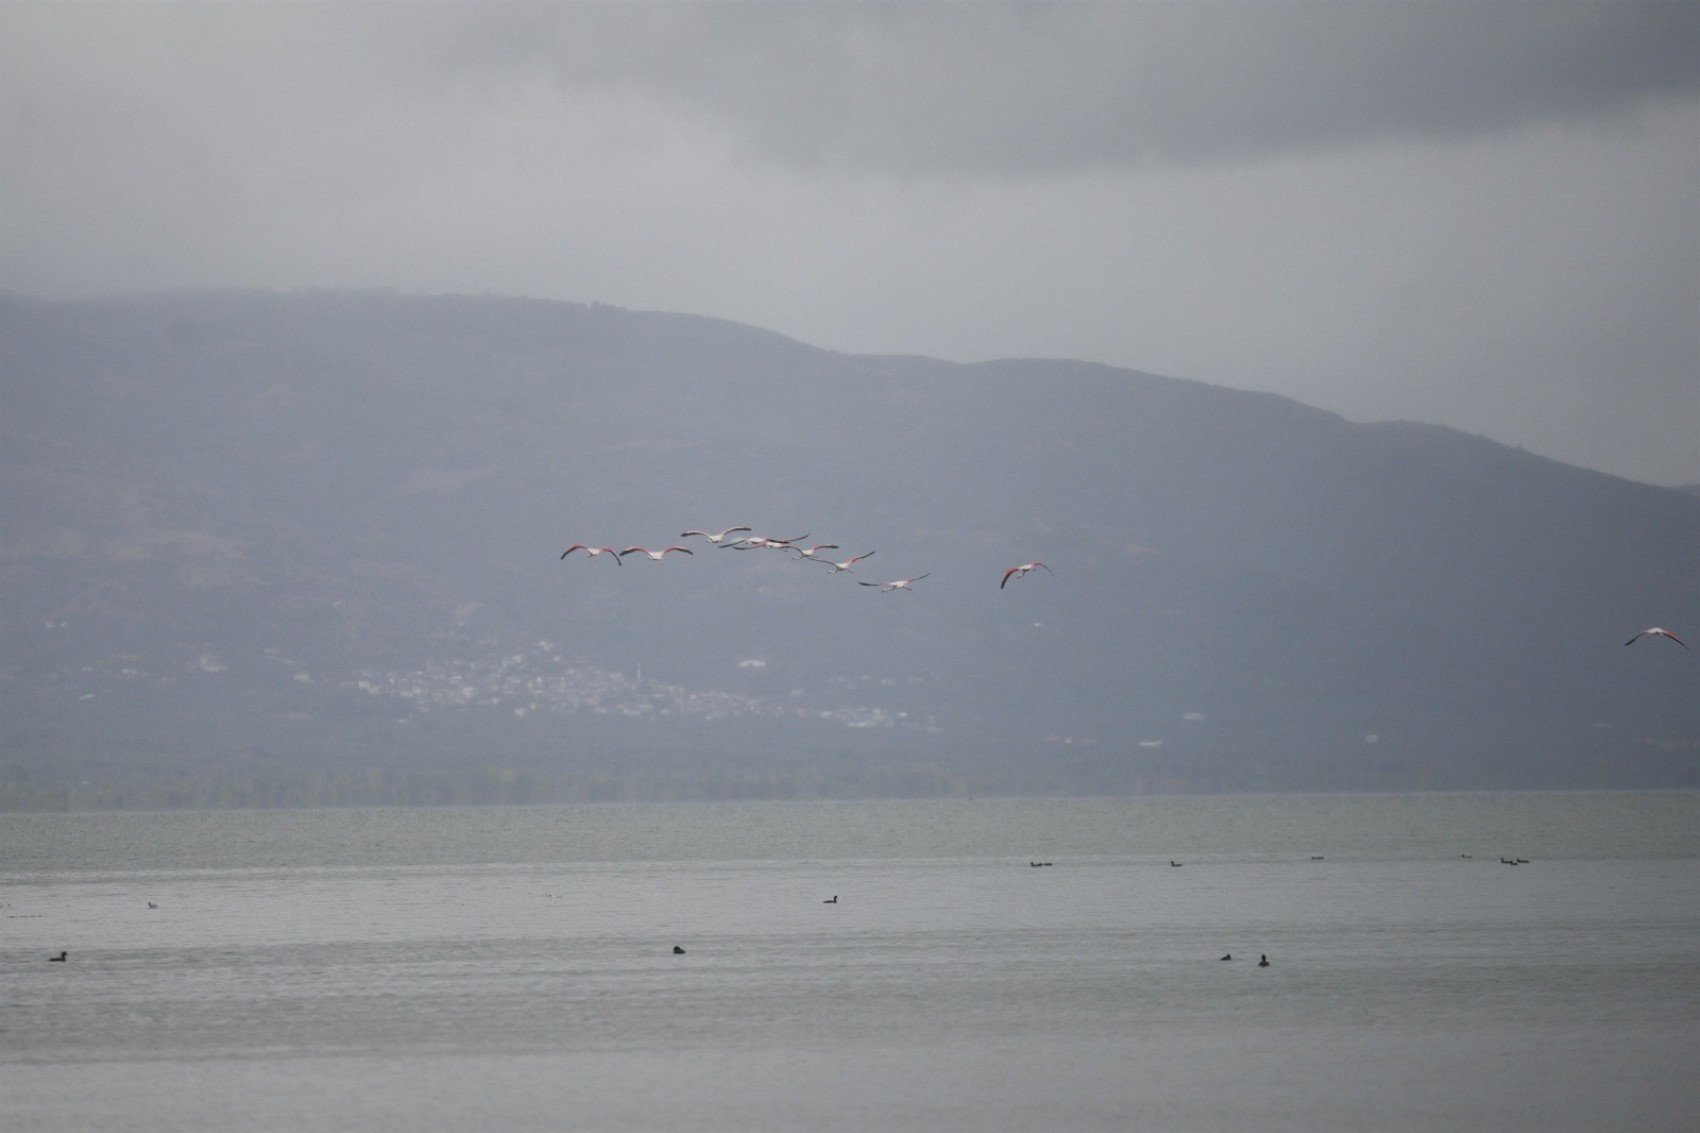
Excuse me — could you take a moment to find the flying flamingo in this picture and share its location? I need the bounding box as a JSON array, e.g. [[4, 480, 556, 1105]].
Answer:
[[681, 526, 751, 545], [619, 545, 695, 562], [1000, 561, 1054, 589], [790, 543, 840, 561], [859, 573, 930, 593], [732, 533, 810, 550], [561, 544, 622, 564], [818, 551, 876, 574], [1625, 627, 1687, 649]]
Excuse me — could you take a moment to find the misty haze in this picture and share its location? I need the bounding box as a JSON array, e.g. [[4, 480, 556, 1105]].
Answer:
[[2, 289, 1696, 807], [3, 4, 1697, 1131]]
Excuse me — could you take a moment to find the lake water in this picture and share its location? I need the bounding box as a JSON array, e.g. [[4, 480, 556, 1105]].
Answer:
[[4, 793, 1698, 1131]]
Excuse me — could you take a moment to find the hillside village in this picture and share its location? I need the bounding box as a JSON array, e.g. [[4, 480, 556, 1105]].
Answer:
[[342, 637, 914, 731], [19, 625, 918, 733]]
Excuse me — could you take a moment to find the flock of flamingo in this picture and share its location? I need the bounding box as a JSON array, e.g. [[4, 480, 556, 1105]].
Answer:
[[562, 525, 1047, 594], [562, 526, 1687, 648]]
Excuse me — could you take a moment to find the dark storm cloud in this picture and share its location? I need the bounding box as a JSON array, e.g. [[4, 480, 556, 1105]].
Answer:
[[418, 1, 1699, 174], [1, 2, 1695, 484]]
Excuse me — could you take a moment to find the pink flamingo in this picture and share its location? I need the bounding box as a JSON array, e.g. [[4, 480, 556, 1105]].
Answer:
[[681, 526, 751, 545], [619, 545, 695, 562], [1000, 561, 1054, 589], [1625, 627, 1687, 649], [859, 573, 930, 593], [731, 533, 810, 550], [790, 543, 840, 561], [561, 544, 622, 564], [818, 551, 876, 574]]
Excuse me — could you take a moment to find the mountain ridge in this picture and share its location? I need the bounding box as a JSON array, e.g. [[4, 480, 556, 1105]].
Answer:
[[3, 290, 1695, 807]]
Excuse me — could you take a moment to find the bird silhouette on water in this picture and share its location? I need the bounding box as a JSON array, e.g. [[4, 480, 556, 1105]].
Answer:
[[48, 951, 67, 961], [672, 945, 685, 955], [823, 896, 838, 904], [1258, 955, 1270, 967]]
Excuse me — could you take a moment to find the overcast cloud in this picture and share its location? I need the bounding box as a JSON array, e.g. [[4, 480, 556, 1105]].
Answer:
[[3, 1, 1696, 483]]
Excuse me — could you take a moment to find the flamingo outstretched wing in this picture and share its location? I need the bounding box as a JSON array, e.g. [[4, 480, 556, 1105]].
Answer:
[[682, 526, 751, 544], [1000, 561, 1052, 588], [1626, 627, 1687, 648], [822, 551, 875, 573], [862, 573, 929, 592], [563, 544, 622, 564], [620, 545, 696, 561]]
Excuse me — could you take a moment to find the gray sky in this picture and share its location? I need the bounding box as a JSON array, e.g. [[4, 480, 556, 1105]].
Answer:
[[4, 1, 1696, 484]]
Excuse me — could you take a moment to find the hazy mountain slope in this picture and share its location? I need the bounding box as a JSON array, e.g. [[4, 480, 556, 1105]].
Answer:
[[3, 291, 1695, 804]]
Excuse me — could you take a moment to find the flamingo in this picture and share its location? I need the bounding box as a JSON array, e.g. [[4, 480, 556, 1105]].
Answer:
[[1625, 627, 1687, 649], [619, 545, 695, 562], [1000, 561, 1053, 589], [790, 543, 840, 561], [731, 533, 810, 550], [681, 526, 751, 545], [859, 573, 929, 593], [818, 551, 876, 574], [561, 544, 622, 564]]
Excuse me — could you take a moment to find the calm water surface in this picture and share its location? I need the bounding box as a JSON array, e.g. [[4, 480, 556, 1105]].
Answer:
[[4, 793, 1698, 1131]]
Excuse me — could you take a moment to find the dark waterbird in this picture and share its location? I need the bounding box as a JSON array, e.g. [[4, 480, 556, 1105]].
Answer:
[[48, 951, 66, 961]]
